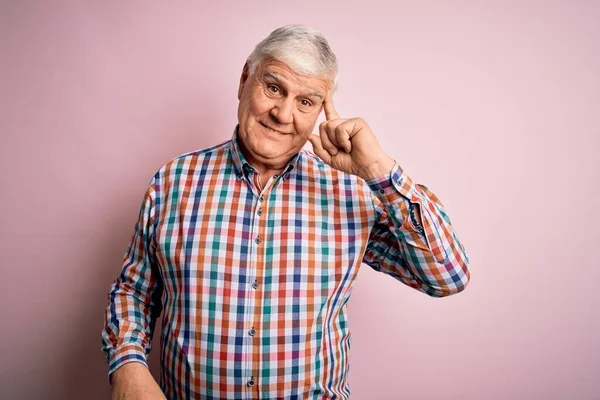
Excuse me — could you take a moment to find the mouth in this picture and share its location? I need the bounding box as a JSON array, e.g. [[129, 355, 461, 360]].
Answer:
[[259, 121, 290, 135]]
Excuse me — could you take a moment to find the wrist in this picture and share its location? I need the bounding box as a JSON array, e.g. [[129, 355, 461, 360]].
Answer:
[[358, 156, 395, 180], [111, 362, 151, 386]]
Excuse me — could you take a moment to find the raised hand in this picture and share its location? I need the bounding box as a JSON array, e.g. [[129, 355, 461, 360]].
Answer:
[[307, 94, 395, 180]]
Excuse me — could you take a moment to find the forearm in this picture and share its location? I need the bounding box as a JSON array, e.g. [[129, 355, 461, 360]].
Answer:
[[407, 196, 470, 296], [102, 275, 162, 375], [365, 164, 470, 296], [111, 362, 165, 400]]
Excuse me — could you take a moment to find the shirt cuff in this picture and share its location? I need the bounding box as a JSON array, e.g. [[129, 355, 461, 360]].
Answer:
[[366, 162, 417, 204], [107, 344, 149, 383]]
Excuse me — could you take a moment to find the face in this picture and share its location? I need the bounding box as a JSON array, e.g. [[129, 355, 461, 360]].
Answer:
[[237, 59, 330, 173]]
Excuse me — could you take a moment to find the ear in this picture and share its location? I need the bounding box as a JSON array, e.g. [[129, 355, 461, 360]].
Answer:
[[237, 62, 250, 100]]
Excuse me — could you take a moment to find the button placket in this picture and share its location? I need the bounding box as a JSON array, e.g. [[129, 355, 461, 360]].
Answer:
[[250, 185, 275, 391], [248, 189, 267, 393], [244, 192, 263, 394]]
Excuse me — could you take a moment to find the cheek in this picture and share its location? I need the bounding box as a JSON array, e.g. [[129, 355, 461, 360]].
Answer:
[[240, 92, 262, 119], [295, 114, 319, 134], [248, 90, 273, 116]]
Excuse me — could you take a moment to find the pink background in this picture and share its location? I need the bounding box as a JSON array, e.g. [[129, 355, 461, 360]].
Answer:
[[1, 1, 599, 399]]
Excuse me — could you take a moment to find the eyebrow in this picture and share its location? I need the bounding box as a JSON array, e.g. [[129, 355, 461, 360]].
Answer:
[[263, 71, 324, 99]]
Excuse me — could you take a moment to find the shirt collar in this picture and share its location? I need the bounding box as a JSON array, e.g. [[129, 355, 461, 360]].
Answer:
[[230, 125, 299, 181], [230, 125, 253, 180]]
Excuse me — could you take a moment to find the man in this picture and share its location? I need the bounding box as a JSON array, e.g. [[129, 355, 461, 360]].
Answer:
[[102, 25, 470, 399]]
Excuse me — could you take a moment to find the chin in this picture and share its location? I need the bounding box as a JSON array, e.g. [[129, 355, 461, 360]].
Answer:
[[241, 122, 299, 161], [252, 142, 287, 159]]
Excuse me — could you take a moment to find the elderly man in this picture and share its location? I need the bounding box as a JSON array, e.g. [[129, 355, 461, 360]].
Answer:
[[102, 25, 470, 399]]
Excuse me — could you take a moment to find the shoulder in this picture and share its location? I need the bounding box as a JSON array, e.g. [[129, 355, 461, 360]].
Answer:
[[152, 140, 232, 183]]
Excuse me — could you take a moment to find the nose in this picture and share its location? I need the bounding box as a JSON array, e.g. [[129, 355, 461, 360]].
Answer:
[[270, 97, 294, 124]]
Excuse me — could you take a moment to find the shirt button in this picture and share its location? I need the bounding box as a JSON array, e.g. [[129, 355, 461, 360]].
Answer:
[[247, 377, 255, 387], [255, 236, 261, 244], [257, 209, 263, 216], [259, 195, 264, 202], [251, 280, 259, 289], [249, 328, 256, 336], [379, 189, 385, 195]]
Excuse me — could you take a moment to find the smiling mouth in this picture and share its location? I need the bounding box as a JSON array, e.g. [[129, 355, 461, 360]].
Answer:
[[260, 122, 290, 135]]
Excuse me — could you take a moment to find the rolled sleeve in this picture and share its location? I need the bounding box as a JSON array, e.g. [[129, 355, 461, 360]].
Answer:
[[363, 163, 470, 297], [101, 176, 163, 382]]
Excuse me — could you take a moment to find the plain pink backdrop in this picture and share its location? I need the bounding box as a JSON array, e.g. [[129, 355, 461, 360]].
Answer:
[[1, 1, 599, 399]]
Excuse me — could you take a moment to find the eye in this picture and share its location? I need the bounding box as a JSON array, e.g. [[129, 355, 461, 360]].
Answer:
[[267, 85, 280, 94], [300, 99, 313, 107]]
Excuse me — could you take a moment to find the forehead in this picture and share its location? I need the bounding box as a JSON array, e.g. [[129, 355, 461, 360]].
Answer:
[[258, 60, 330, 97]]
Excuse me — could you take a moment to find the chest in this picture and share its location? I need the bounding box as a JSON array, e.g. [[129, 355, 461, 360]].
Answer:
[[153, 174, 375, 295]]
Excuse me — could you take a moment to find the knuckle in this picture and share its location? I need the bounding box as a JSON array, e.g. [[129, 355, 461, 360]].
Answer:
[[326, 125, 336, 137], [335, 123, 348, 137]]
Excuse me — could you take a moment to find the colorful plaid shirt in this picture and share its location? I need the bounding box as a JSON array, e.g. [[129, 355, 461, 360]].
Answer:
[[102, 129, 470, 399]]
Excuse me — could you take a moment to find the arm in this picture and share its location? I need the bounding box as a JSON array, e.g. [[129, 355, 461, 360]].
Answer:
[[101, 177, 165, 398], [307, 93, 470, 297], [110, 363, 165, 400], [363, 163, 470, 297]]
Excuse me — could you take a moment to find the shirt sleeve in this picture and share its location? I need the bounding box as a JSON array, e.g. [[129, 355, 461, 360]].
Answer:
[[101, 177, 163, 380], [362, 163, 470, 297]]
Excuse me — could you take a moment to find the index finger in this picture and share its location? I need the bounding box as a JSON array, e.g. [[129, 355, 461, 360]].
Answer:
[[323, 92, 340, 120]]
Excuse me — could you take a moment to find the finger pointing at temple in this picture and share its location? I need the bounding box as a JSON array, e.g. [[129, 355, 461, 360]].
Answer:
[[323, 93, 340, 121]]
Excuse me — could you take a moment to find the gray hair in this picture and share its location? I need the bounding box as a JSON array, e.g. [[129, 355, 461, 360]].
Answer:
[[247, 25, 338, 90]]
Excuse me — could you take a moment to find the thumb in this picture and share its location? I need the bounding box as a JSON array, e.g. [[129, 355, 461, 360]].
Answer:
[[307, 134, 332, 164]]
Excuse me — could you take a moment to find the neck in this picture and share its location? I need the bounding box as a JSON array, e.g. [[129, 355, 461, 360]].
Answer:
[[237, 136, 292, 178], [254, 162, 288, 190]]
